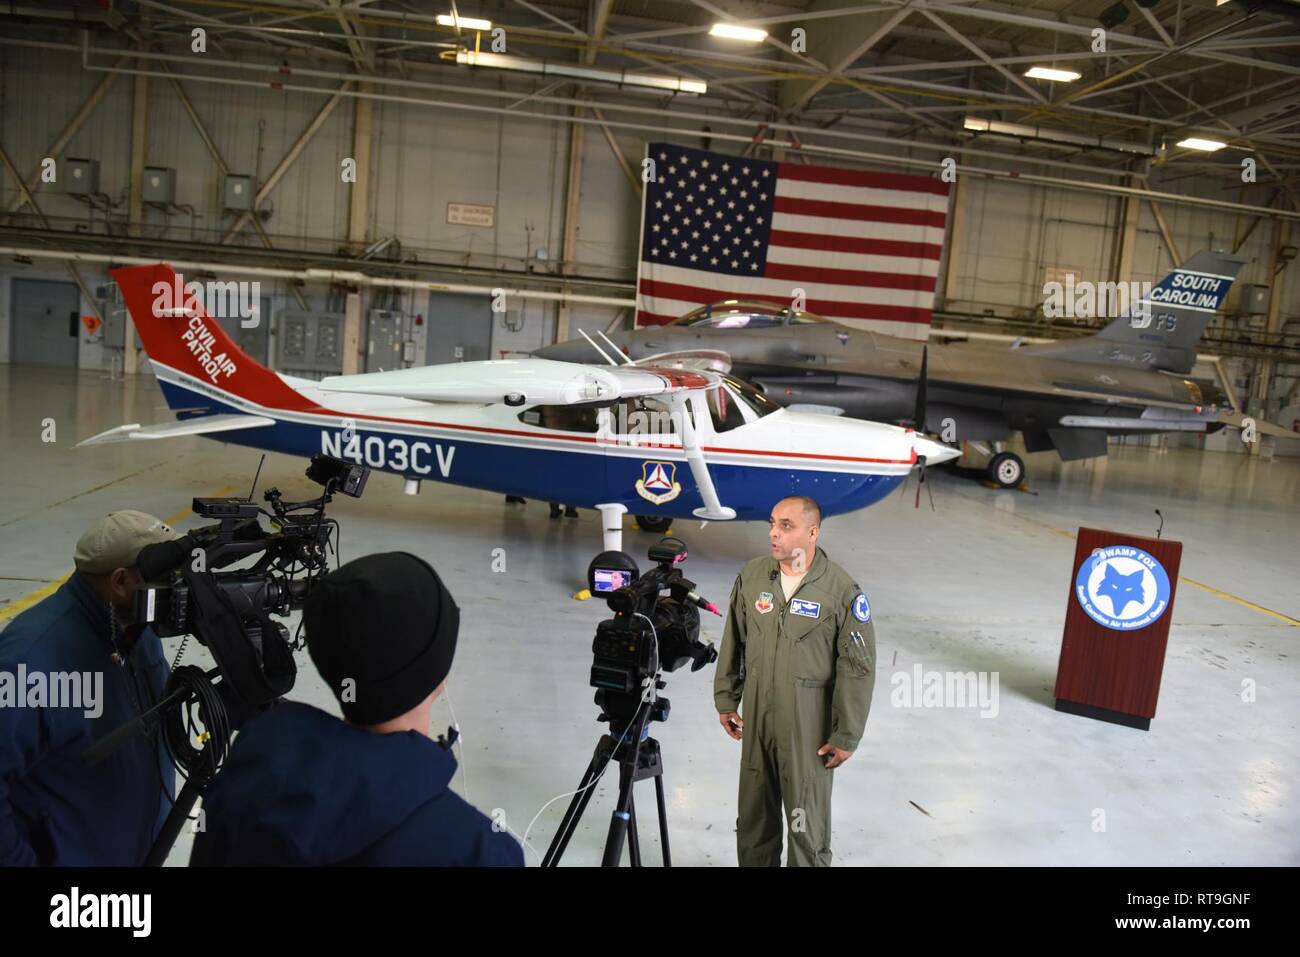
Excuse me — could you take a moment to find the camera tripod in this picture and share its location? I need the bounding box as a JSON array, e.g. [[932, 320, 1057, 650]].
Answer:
[[542, 695, 673, 867]]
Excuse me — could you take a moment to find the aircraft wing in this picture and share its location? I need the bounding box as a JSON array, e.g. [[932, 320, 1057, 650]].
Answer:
[[77, 414, 276, 447], [318, 357, 720, 405], [321, 357, 736, 521]]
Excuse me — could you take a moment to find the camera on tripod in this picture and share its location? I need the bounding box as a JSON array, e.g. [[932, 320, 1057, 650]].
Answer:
[[543, 539, 721, 867], [586, 538, 719, 725]]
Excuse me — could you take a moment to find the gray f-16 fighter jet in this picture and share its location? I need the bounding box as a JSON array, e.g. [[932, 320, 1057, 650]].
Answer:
[[538, 251, 1284, 487]]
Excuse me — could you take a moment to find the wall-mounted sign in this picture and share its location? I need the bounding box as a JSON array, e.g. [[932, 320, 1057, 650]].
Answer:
[[447, 202, 495, 228]]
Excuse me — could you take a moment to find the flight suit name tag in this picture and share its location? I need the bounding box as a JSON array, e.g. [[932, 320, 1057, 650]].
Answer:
[[790, 599, 821, 618]]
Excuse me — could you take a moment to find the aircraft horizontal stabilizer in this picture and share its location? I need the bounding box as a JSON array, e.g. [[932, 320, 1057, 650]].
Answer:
[[77, 414, 276, 447]]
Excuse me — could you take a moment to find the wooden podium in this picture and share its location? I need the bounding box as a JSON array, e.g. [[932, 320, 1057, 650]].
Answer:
[[1054, 528, 1182, 730]]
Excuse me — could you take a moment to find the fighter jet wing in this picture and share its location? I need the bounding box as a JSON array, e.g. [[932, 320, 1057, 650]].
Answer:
[[1215, 410, 1298, 439], [318, 357, 720, 405], [635, 349, 732, 374], [777, 353, 1210, 412], [77, 414, 276, 447]]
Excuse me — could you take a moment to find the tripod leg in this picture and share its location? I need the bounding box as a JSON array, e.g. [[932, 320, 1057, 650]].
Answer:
[[654, 771, 672, 867], [627, 790, 642, 867], [542, 745, 606, 867], [601, 761, 637, 867]]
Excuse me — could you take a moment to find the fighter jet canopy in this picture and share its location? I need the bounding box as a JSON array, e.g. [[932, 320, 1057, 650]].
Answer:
[[670, 300, 828, 329]]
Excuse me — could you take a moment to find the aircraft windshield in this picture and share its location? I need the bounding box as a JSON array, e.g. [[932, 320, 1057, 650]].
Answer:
[[708, 376, 780, 432]]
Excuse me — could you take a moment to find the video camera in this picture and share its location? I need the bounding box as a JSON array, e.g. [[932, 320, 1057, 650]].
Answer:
[[132, 453, 368, 708], [585, 538, 719, 731], [83, 454, 368, 864]]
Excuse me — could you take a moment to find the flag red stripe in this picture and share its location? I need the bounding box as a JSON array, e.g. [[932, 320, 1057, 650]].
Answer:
[[777, 162, 951, 196], [773, 195, 946, 228], [768, 229, 943, 261], [639, 279, 933, 325], [762, 261, 936, 292]]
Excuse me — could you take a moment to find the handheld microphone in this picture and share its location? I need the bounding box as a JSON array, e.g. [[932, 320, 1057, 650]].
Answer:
[[684, 590, 722, 617]]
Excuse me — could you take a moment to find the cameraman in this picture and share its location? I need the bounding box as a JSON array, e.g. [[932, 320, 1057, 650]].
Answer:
[[190, 552, 523, 866], [0, 511, 180, 865]]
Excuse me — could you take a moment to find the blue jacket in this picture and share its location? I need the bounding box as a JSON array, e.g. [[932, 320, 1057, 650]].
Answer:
[[190, 701, 524, 866], [0, 573, 173, 866]]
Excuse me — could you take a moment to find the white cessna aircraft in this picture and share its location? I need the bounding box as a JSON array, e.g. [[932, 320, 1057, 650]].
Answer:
[[81, 264, 958, 555]]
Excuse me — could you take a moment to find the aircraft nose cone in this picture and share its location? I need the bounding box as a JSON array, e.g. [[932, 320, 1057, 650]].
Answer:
[[913, 434, 961, 466], [532, 339, 591, 362]]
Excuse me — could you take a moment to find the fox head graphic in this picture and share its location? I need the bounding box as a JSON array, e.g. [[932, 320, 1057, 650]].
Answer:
[[1096, 564, 1147, 617]]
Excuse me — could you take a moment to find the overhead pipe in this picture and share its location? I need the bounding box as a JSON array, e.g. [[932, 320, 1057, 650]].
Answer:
[[77, 55, 1300, 223]]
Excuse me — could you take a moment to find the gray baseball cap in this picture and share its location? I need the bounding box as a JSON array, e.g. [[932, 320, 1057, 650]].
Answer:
[[74, 510, 183, 575]]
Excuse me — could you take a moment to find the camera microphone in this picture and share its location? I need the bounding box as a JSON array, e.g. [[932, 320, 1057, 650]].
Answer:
[[769, 568, 779, 582], [673, 585, 721, 617]]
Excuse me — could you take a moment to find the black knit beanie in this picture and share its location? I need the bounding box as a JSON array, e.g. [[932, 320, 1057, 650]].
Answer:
[[303, 552, 460, 725]]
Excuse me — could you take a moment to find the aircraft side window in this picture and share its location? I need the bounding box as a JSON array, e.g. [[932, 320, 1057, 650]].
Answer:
[[517, 405, 599, 433], [610, 397, 677, 436]]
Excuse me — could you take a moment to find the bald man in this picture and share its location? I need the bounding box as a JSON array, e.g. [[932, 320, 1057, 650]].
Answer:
[[714, 495, 876, 866]]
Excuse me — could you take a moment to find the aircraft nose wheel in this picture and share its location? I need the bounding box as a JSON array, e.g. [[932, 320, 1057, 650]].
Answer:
[[636, 515, 673, 533], [988, 451, 1025, 488]]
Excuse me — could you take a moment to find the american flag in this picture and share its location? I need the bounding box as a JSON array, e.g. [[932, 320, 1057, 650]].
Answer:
[[636, 143, 950, 339]]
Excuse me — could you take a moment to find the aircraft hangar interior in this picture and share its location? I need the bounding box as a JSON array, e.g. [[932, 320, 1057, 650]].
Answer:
[[0, 0, 1297, 893]]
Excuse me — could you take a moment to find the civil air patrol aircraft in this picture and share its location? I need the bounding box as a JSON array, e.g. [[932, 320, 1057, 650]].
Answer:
[[81, 264, 958, 555]]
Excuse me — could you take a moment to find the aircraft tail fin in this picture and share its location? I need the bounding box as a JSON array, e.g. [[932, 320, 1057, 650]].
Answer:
[[1024, 250, 1246, 374], [112, 263, 316, 413]]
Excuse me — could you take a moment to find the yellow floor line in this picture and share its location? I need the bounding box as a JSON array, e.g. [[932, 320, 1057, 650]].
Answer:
[[948, 483, 1298, 627], [0, 485, 239, 626], [1179, 577, 1300, 627]]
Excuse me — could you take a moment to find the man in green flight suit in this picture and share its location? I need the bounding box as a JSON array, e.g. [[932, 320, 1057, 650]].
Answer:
[[714, 495, 876, 867]]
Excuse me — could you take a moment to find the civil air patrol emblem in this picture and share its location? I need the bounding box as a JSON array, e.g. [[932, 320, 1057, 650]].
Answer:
[[790, 598, 821, 618], [755, 591, 774, 614], [635, 460, 682, 505], [852, 592, 871, 623]]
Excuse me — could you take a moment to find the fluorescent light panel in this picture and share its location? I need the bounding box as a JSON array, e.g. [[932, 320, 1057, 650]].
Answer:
[[437, 14, 492, 30], [455, 50, 706, 95], [709, 23, 767, 42], [1176, 137, 1227, 152], [1024, 66, 1081, 82]]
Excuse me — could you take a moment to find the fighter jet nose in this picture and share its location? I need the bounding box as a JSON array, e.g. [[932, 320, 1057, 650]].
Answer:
[[913, 434, 962, 466]]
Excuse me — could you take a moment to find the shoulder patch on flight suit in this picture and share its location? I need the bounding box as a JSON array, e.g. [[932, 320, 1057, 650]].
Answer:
[[755, 591, 774, 614], [790, 598, 821, 618], [852, 592, 871, 623]]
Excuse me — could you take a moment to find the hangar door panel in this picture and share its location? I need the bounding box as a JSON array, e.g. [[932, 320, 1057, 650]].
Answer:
[[11, 278, 79, 368], [425, 293, 493, 366]]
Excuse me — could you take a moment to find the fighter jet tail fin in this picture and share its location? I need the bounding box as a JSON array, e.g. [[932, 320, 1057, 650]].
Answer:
[[1024, 250, 1246, 374]]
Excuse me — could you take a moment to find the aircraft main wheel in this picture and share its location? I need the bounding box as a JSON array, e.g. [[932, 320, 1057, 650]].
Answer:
[[988, 452, 1025, 488], [636, 515, 673, 533]]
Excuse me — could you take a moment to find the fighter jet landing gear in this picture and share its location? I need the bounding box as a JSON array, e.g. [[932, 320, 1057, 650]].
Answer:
[[635, 515, 673, 534], [988, 451, 1025, 489]]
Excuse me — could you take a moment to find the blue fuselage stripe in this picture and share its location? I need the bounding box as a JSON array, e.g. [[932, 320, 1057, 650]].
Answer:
[[157, 380, 905, 519]]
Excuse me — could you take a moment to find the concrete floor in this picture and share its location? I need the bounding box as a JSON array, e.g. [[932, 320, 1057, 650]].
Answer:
[[2, 366, 1297, 867]]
